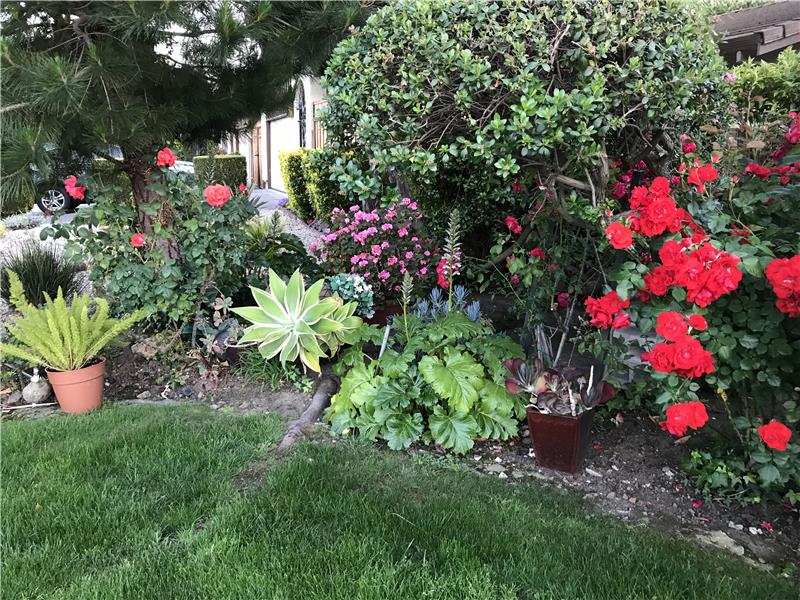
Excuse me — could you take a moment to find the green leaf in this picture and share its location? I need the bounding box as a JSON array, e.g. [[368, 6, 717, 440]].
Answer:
[[757, 463, 780, 485], [384, 413, 424, 450], [378, 348, 414, 378], [419, 348, 485, 413], [429, 406, 478, 454]]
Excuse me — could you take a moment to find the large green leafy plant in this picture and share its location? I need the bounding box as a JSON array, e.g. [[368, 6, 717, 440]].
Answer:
[[0, 272, 142, 372], [326, 290, 525, 454], [321, 0, 729, 251], [233, 270, 362, 373]]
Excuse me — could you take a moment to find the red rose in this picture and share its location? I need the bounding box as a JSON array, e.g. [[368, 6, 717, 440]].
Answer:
[[605, 222, 633, 249], [239, 183, 247, 192], [682, 141, 697, 154], [656, 311, 687, 341], [585, 291, 629, 329], [64, 176, 87, 201], [758, 420, 792, 451], [510, 274, 520, 286], [765, 256, 800, 317], [204, 184, 232, 207], [664, 401, 708, 436], [644, 265, 673, 296], [529, 247, 546, 260], [156, 147, 177, 167], [687, 164, 718, 193], [557, 291, 571, 308], [130, 233, 145, 248], [505, 215, 522, 235], [611, 182, 628, 200], [687, 314, 707, 331], [745, 163, 772, 178], [612, 312, 631, 329]]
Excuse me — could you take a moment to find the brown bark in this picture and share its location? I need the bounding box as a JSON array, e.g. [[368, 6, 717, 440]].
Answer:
[[123, 157, 181, 262]]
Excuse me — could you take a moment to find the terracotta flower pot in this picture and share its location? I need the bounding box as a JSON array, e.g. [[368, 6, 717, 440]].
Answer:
[[526, 407, 593, 474], [47, 357, 106, 414]]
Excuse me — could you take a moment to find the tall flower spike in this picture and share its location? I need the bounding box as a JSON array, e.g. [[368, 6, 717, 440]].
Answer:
[[443, 209, 462, 310], [401, 271, 414, 344]]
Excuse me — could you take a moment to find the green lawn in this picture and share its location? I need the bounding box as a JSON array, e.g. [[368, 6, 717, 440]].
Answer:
[[2, 405, 795, 599]]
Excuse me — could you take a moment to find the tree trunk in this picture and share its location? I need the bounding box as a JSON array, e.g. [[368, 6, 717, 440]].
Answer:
[[123, 156, 181, 262]]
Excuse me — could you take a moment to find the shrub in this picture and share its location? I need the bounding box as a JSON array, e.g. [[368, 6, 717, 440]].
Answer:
[[732, 48, 800, 118], [1, 241, 83, 306], [328, 273, 374, 318], [193, 154, 248, 187], [326, 289, 525, 453], [240, 212, 321, 295], [588, 115, 800, 504], [303, 149, 348, 218], [278, 149, 314, 219], [91, 159, 132, 206], [314, 199, 438, 306], [0, 271, 143, 372], [1, 190, 34, 216], [322, 0, 729, 248], [41, 162, 256, 325]]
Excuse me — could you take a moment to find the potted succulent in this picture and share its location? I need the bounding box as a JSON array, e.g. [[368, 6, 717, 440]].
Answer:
[[0, 271, 142, 414], [504, 357, 612, 473]]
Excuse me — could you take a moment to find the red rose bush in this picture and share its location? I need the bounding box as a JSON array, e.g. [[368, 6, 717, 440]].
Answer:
[[590, 116, 800, 503]]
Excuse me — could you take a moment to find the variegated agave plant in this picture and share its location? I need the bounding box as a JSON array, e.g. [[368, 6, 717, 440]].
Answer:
[[504, 358, 613, 416], [232, 269, 362, 373]]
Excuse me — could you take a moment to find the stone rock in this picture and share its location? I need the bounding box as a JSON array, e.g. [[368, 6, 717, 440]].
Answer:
[[23, 378, 51, 404], [494, 456, 503, 463], [585, 468, 602, 478], [136, 390, 152, 400], [696, 531, 745, 557], [511, 470, 525, 479], [497, 472, 508, 479], [131, 337, 168, 360], [180, 386, 194, 398], [485, 464, 505, 474], [6, 390, 24, 406]]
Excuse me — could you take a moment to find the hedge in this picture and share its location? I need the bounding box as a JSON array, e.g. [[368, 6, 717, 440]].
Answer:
[[303, 149, 348, 218], [733, 48, 799, 118], [279, 149, 314, 220], [193, 154, 248, 187]]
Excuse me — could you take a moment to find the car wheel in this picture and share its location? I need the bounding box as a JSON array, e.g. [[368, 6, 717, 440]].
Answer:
[[36, 186, 73, 213]]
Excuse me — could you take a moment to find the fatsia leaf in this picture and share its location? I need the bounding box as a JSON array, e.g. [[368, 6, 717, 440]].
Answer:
[[384, 413, 423, 450], [374, 380, 412, 411], [378, 348, 414, 378], [429, 406, 478, 454], [419, 348, 484, 413], [474, 406, 518, 440], [478, 381, 517, 416]]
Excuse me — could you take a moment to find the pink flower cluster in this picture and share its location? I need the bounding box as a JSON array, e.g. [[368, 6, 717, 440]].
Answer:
[[315, 198, 437, 303]]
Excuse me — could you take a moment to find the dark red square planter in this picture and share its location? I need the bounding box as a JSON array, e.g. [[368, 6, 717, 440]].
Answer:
[[526, 407, 593, 474]]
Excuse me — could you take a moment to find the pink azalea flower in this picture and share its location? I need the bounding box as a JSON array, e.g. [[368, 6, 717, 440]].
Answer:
[[405, 251, 414, 259], [398, 227, 409, 237], [378, 270, 390, 281], [381, 223, 393, 231]]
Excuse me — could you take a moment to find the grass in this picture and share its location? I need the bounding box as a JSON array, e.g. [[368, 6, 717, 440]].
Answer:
[[2, 405, 796, 599]]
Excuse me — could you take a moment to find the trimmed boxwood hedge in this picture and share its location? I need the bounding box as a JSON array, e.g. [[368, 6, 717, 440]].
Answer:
[[193, 154, 248, 187], [279, 149, 314, 219], [303, 149, 348, 218]]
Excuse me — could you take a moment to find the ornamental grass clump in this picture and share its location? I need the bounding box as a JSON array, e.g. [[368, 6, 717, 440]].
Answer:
[[0, 271, 143, 372]]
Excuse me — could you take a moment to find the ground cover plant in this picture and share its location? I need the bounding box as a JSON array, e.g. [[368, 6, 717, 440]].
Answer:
[[2, 405, 796, 599]]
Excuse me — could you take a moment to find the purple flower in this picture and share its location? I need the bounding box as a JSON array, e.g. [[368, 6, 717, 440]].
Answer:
[[278, 196, 289, 206]]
